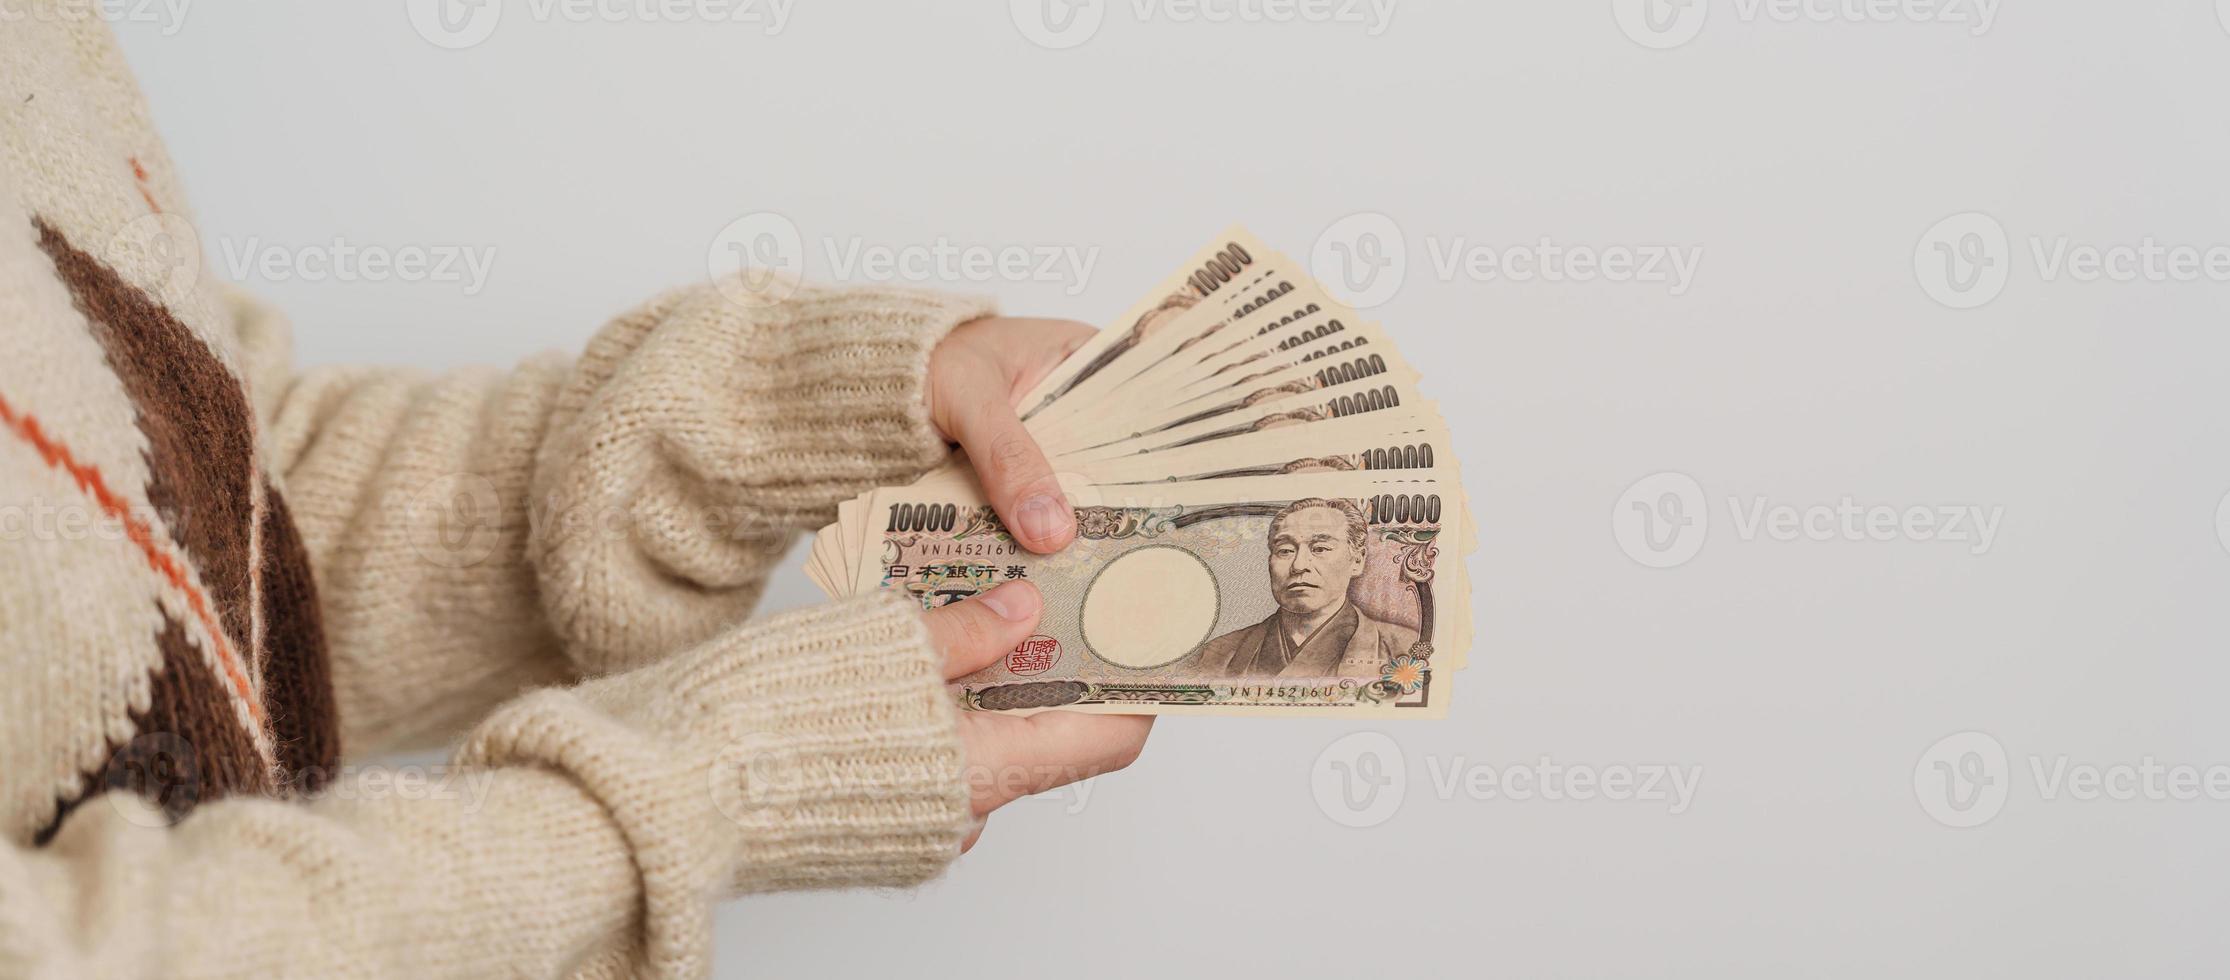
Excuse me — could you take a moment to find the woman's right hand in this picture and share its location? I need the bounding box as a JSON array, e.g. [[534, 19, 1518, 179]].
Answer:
[[921, 581, 1153, 851]]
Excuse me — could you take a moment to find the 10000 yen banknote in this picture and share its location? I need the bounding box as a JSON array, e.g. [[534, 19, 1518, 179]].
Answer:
[[1036, 275, 1365, 452], [1029, 253, 1340, 444], [856, 475, 1465, 717], [1076, 413, 1451, 485], [806, 225, 1475, 717], [1017, 227, 1281, 422]]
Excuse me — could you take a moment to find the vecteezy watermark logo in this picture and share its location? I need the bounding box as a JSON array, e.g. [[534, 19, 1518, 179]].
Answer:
[[395, 472, 503, 569], [408, 0, 502, 49], [708, 211, 1101, 308], [1917, 211, 2230, 309], [2215, 488, 2230, 557], [1614, 471, 1709, 569], [1010, 0, 1105, 48], [820, 238, 1099, 296], [409, 0, 795, 49], [710, 732, 810, 824], [100, 731, 200, 829], [1616, 0, 1998, 49], [0, 497, 166, 545], [1913, 730, 2009, 828], [1429, 238, 1704, 297], [104, 213, 203, 309], [707, 211, 807, 308], [215, 238, 497, 295], [1615, 472, 2004, 567], [101, 737, 500, 828], [0, 0, 195, 37], [1914, 211, 2009, 309], [1724, 496, 2003, 554], [1312, 212, 1407, 309], [1315, 212, 1702, 308], [1312, 731, 1406, 828], [1612, 0, 1708, 49], [1424, 757, 1704, 814], [1312, 733, 1702, 827], [1013, 0, 1395, 50], [1914, 730, 2230, 829]]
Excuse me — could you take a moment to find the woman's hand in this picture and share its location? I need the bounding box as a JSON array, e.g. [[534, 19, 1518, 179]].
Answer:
[[922, 581, 1151, 851], [926, 317, 1096, 553], [927, 318, 1138, 850]]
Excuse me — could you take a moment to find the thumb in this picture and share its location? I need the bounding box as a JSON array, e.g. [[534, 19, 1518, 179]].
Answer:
[[947, 386, 1075, 554], [923, 581, 1043, 681]]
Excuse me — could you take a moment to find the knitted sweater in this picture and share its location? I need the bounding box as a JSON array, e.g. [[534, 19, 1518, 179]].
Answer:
[[0, 12, 993, 977]]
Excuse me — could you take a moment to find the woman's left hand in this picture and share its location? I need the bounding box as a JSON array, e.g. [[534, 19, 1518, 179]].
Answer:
[[925, 317, 1096, 554]]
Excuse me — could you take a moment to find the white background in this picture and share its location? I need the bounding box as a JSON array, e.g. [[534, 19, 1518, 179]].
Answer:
[[119, 2, 2230, 976]]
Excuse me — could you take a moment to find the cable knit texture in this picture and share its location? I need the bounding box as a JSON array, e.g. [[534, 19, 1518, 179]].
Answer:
[[0, 10, 989, 977]]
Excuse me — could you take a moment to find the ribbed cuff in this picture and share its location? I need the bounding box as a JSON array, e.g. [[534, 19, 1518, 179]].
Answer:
[[716, 280, 996, 524], [455, 593, 967, 977], [530, 278, 993, 672]]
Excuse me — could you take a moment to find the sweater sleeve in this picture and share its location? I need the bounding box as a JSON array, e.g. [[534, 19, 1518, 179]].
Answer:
[[0, 594, 970, 979], [232, 280, 994, 756]]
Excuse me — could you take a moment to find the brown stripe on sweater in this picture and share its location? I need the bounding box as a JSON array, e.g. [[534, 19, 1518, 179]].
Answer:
[[259, 481, 338, 791], [35, 610, 276, 845], [34, 218, 258, 656], [27, 217, 340, 839]]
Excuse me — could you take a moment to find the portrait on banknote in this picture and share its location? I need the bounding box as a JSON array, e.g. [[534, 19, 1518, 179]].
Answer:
[[1190, 497, 1420, 679]]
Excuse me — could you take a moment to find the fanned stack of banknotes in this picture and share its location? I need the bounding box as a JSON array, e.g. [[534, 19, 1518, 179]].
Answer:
[[807, 227, 1471, 717]]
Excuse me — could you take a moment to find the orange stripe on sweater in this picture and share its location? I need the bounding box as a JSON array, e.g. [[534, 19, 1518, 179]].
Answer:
[[129, 157, 161, 213], [0, 391, 266, 724]]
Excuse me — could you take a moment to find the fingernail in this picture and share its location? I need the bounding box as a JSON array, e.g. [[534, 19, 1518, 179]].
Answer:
[[975, 581, 1037, 621], [1015, 493, 1071, 546]]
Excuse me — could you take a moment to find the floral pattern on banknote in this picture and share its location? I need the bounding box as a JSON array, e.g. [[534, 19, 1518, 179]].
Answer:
[[1382, 654, 1428, 693], [1381, 526, 1440, 587], [1073, 505, 1183, 540]]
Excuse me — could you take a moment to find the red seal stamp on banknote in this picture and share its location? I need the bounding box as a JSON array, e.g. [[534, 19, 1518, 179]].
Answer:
[[1008, 635, 1061, 676]]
